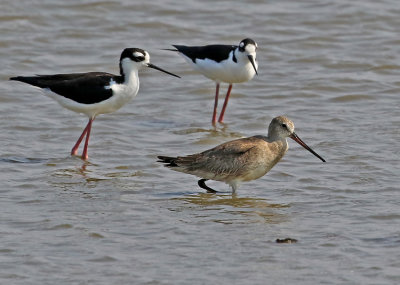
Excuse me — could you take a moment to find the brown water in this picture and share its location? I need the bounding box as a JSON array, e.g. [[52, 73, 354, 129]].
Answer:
[[1, 0, 400, 284]]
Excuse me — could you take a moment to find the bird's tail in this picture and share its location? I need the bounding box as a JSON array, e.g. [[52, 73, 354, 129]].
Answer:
[[162, 48, 179, 52], [9, 76, 28, 82], [9, 76, 43, 87], [157, 156, 179, 167]]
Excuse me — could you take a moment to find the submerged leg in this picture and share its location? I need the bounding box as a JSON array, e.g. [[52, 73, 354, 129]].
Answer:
[[198, 179, 217, 193], [231, 184, 237, 195], [211, 83, 220, 125], [81, 117, 94, 160], [71, 119, 91, 156], [218, 84, 233, 123]]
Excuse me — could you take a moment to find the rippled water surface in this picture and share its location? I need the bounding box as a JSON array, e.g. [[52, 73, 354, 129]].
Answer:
[[1, 0, 400, 284]]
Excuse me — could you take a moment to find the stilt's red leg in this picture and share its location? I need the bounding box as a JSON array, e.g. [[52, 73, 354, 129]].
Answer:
[[71, 119, 91, 156], [218, 84, 233, 123], [81, 118, 94, 160], [212, 83, 220, 125]]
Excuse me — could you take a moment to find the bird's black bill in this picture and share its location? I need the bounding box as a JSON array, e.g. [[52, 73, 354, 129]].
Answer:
[[248, 55, 258, 75], [290, 132, 326, 162], [147, 63, 180, 78]]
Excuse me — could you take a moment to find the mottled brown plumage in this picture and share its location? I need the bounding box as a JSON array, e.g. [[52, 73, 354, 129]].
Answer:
[[158, 116, 325, 193]]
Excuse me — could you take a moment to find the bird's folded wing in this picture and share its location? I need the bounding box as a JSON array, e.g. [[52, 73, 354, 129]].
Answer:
[[13, 72, 117, 104], [177, 137, 265, 175]]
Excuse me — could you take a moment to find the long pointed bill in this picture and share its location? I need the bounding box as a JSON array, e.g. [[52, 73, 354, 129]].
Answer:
[[147, 63, 180, 78], [290, 132, 326, 162], [248, 55, 258, 75]]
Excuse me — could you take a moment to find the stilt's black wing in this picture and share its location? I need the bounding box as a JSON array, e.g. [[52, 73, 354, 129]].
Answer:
[[172, 44, 236, 63], [10, 72, 121, 104]]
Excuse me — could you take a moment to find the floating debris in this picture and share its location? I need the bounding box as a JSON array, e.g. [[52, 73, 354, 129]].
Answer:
[[276, 238, 298, 244]]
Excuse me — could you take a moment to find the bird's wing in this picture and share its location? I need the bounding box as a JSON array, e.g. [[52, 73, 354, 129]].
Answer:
[[173, 44, 237, 63], [175, 136, 265, 177], [11, 72, 119, 104]]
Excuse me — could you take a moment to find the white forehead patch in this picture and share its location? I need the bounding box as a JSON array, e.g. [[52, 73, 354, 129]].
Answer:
[[133, 51, 144, 58], [246, 44, 257, 53]]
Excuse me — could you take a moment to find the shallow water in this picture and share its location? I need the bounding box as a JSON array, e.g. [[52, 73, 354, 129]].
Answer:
[[1, 0, 400, 284]]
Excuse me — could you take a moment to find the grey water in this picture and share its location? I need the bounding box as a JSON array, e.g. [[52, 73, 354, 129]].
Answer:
[[1, 0, 399, 284]]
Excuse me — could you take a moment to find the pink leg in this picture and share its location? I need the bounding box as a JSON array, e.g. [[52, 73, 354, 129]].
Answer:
[[218, 84, 233, 123], [81, 118, 94, 160], [71, 120, 91, 156], [212, 83, 220, 125]]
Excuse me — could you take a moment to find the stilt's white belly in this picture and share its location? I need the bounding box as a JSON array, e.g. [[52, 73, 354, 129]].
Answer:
[[185, 57, 256, 83]]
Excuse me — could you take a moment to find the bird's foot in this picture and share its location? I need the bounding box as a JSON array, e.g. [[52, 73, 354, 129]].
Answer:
[[198, 179, 217, 193]]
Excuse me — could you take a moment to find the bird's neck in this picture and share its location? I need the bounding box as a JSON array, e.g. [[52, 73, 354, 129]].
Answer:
[[119, 60, 141, 86], [267, 137, 289, 156], [120, 66, 140, 90], [125, 69, 139, 83], [232, 48, 239, 63], [234, 49, 247, 62], [267, 134, 287, 144]]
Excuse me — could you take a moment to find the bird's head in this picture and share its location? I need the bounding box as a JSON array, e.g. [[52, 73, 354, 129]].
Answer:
[[238, 38, 258, 75], [269, 116, 326, 162], [119, 48, 180, 78]]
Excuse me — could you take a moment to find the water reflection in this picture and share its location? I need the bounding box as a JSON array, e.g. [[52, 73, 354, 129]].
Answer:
[[46, 157, 147, 193], [171, 192, 289, 224], [173, 125, 244, 145], [47, 161, 106, 191]]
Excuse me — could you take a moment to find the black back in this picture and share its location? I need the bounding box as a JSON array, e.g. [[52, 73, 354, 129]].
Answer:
[[10, 72, 123, 104], [173, 44, 237, 63]]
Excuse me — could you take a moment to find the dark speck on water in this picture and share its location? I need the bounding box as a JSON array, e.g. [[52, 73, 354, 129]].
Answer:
[[276, 238, 298, 244]]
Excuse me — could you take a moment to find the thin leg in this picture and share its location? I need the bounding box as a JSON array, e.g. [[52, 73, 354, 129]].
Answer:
[[218, 84, 233, 123], [212, 83, 220, 125], [81, 118, 94, 160], [71, 120, 91, 156], [198, 179, 217, 193], [231, 184, 237, 195]]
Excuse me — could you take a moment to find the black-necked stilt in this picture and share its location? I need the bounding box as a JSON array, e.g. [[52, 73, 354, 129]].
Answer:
[[10, 48, 180, 160], [168, 38, 258, 125], [158, 116, 325, 194]]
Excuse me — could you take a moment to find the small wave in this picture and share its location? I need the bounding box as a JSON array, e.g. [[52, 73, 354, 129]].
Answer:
[[0, 157, 47, 164], [330, 94, 374, 102]]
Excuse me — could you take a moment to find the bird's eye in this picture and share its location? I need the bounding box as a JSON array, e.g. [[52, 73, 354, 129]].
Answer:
[[281, 123, 287, 129], [136, 56, 145, 61]]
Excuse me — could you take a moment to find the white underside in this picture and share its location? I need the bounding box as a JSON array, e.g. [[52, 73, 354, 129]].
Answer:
[[179, 52, 257, 83]]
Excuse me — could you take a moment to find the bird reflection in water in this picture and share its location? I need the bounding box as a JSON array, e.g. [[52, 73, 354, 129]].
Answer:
[[171, 192, 289, 224]]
